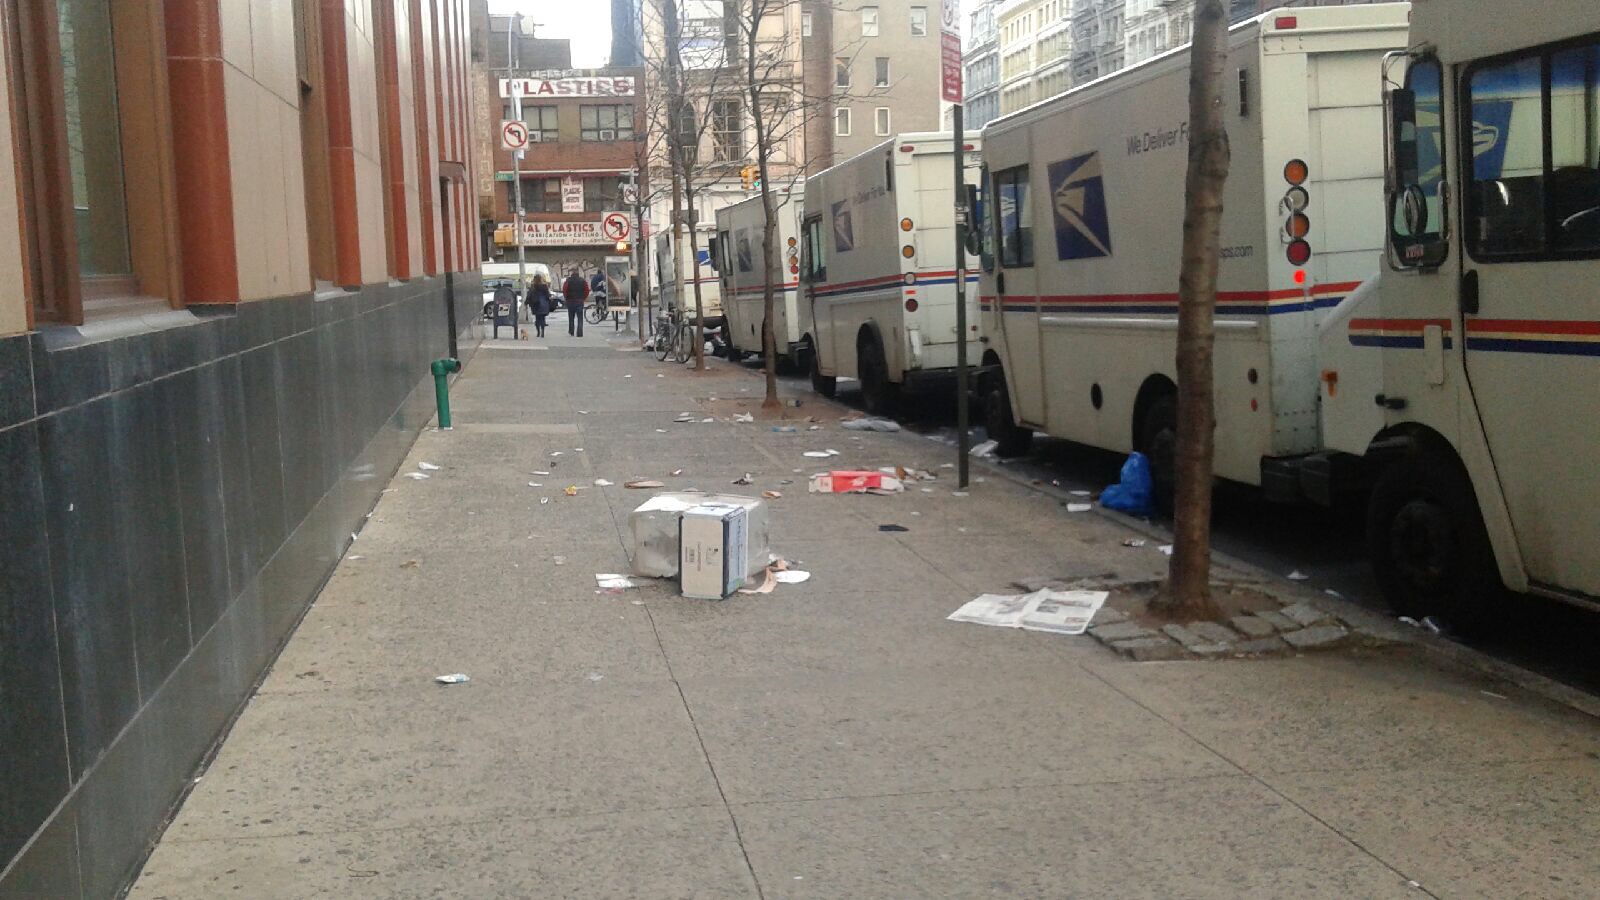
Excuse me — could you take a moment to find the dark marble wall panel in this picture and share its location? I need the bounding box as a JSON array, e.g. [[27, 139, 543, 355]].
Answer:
[[1, 273, 481, 897]]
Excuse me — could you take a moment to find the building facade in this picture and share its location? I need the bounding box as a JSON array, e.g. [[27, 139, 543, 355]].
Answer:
[[1123, 0, 1193, 67], [1070, 0, 1125, 85], [997, 0, 1074, 116], [965, 0, 1003, 130], [828, 0, 946, 160], [0, 1, 479, 894], [480, 68, 647, 274]]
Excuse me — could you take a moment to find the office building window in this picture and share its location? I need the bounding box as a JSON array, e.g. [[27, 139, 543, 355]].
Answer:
[[802, 11, 813, 36], [875, 57, 890, 86], [836, 57, 851, 87], [875, 107, 890, 135], [910, 6, 927, 35], [862, 6, 878, 36], [835, 107, 851, 136], [711, 99, 743, 161], [580, 104, 634, 141]]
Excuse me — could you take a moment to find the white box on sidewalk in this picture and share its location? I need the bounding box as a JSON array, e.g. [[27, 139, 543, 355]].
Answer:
[[679, 503, 749, 600], [627, 492, 770, 579]]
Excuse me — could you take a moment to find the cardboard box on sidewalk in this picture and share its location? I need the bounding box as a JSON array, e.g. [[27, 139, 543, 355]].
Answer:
[[679, 503, 749, 600], [627, 492, 771, 579]]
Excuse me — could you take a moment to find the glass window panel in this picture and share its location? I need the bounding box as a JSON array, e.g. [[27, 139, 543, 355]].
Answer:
[[59, 0, 131, 276], [1467, 55, 1546, 255], [1550, 42, 1600, 250]]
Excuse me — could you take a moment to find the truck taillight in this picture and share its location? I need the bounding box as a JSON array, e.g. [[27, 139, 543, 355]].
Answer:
[[905, 298, 919, 312], [1287, 240, 1312, 266], [1275, 15, 1297, 29], [1286, 213, 1310, 239], [900, 218, 914, 232], [1284, 159, 1308, 186]]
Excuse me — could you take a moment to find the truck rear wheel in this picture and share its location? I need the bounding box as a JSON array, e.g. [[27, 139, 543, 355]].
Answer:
[[1137, 395, 1178, 512], [984, 379, 1033, 457], [1366, 449, 1501, 625], [858, 338, 899, 416], [808, 343, 837, 398]]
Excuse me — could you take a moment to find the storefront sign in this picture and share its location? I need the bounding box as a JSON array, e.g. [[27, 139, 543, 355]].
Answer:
[[517, 215, 632, 246], [561, 176, 584, 212], [499, 77, 636, 98]]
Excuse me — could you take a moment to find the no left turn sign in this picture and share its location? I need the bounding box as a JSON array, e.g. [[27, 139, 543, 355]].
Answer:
[[602, 212, 631, 241], [501, 120, 529, 150]]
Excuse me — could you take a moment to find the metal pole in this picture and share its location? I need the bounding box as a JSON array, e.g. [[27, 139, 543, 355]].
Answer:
[[509, 15, 526, 339], [954, 105, 970, 489]]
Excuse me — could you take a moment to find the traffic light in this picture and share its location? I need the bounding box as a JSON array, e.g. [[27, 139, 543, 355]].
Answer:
[[740, 165, 755, 190]]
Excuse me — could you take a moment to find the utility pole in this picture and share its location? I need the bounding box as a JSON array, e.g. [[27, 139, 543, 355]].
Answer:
[[942, 0, 969, 487], [508, 14, 526, 338]]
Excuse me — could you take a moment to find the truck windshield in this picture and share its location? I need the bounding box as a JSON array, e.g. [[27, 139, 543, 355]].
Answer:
[[1389, 56, 1446, 267]]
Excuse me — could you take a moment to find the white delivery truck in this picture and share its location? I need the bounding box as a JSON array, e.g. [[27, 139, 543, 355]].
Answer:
[[1312, 0, 1600, 619], [713, 192, 804, 363], [976, 5, 1410, 503], [649, 229, 724, 326], [799, 133, 983, 414]]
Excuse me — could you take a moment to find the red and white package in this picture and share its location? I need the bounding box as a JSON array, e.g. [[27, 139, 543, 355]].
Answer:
[[808, 471, 905, 494]]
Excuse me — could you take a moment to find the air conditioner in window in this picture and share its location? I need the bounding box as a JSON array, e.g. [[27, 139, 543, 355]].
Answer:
[[528, 132, 543, 143], [599, 129, 617, 141]]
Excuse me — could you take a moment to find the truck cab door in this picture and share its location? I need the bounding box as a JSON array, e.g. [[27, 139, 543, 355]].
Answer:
[[991, 163, 1046, 425], [1453, 44, 1600, 595], [800, 215, 831, 373]]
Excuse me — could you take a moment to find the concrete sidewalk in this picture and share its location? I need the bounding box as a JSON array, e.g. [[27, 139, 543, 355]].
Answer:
[[130, 330, 1600, 899]]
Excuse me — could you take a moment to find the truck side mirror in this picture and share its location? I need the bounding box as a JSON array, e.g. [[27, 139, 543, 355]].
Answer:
[[1387, 88, 1418, 192]]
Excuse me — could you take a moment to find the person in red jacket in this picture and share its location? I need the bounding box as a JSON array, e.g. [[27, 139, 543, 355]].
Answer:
[[561, 270, 588, 337]]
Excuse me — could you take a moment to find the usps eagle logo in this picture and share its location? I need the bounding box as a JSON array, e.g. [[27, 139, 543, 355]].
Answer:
[[831, 200, 854, 253], [1048, 152, 1113, 260]]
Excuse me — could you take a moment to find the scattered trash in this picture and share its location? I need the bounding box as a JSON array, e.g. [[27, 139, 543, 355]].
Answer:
[[1420, 615, 1447, 635], [586, 672, 605, 682], [553, 556, 566, 565], [842, 417, 901, 432], [1070, 490, 1092, 497], [803, 450, 833, 458], [701, 417, 714, 423], [1324, 589, 1344, 599], [624, 374, 633, 378], [403, 472, 429, 480], [732, 474, 754, 485], [347, 554, 364, 560], [762, 490, 782, 499], [772, 425, 797, 433], [594, 479, 614, 487], [579, 410, 590, 415], [551, 451, 564, 457], [564, 486, 579, 496], [970, 439, 999, 457], [434, 673, 470, 685], [533, 470, 551, 476], [878, 524, 909, 532], [810, 471, 905, 493], [1067, 503, 1092, 513], [527, 482, 542, 487], [596, 574, 636, 589], [1121, 538, 1147, 548], [734, 412, 755, 423], [657, 373, 664, 378], [1480, 690, 1507, 700], [400, 560, 419, 569], [940, 463, 955, 469], [540, 497, 550, 505], [675, 413, 695, 423], [575, 448, 584, 452], [921, 487, 934, 493], [656, 428, 669, 433], [947, 588, 1109, 635], [1100, 452, 1155, 516], [952, 491, 969, 497], [808, 425, 822, 431], [672, 469, 685, 476], [774, 569, 811, 584], [626, 479, 665, 489], [629, 492, 773, 579], [418, 462, 441, 471], [1158, 544, 1174, 555], [1287, 570, 1310, 581]]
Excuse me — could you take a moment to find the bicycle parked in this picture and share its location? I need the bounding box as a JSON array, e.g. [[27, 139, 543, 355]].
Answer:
[[653, 305, 694, 364]]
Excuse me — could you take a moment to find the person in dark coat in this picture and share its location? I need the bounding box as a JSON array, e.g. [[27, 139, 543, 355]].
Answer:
[[527, 275, 552, 338], [561, 270, 589, 337]]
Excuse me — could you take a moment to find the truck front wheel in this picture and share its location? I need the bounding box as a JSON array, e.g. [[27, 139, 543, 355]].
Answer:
[[984, 379, 1033, 457], [1366, 450, 1501, 624]]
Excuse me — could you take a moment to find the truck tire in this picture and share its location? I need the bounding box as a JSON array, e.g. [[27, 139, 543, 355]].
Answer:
[[858, 337, 899, 416], [984, 379, 1033, 457], [1137, 394, 1178, 512], [808, 342, 837, 398], [1366, 448, 1501, 625]]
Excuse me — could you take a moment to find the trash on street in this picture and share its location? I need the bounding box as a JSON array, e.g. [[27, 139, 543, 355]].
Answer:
[[418, 462, 441, 471], [1287, 570, 1310, 581], [596, 574, 636, 589], [434, 673, 470, 685], [732, 474, 754, 485], [734, 412, 755, 423], [947, 588, 1109, 635], [1099, 452, 1156, 516], [1067, 503, 1092, 513], [810, 471, 905, 494], [878, 524, 909, 532], [594, 479, 614, 486], [970, 439, 998, 457], [403, 472, 429, 480], [628, 492, 772, 579], [626, 479, 665, 489], [842, 417, 901, 432], [1121, 538, 1147, 548]]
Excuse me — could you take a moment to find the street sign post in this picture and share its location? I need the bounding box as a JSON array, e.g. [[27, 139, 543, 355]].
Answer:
[[943, 0, 969, 487]]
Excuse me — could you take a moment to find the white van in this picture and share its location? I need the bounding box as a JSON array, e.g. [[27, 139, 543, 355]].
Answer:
[[799, 133, 983, 413], [975, 5, 1409, 501], [649, 230, 723, 324], [713, 193, 803, 363]]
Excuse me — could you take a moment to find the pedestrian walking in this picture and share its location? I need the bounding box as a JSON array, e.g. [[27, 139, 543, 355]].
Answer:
[[562, 270, 589, 337], [527, 275, 552, 338]]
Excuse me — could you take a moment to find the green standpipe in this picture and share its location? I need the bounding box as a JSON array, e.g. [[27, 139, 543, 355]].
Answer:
[[431, 358, 461, 429]]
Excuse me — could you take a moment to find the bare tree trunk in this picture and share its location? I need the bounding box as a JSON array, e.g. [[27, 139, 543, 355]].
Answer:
[[758, 186, 779, 407], [685, 194, 707, 369], [1158, 0, 1229, 618]]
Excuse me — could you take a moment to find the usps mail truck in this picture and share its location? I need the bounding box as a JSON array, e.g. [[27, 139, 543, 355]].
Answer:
[[976, 5, 1410, 499], [799, 133, 983, 414], [1312, 0, 1600, 619], [650, 230, 723, 325], [713, 192, 804, 363]]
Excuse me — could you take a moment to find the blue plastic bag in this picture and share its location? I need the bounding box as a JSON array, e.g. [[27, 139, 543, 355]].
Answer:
[[1099, 452, 1155, 516]]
